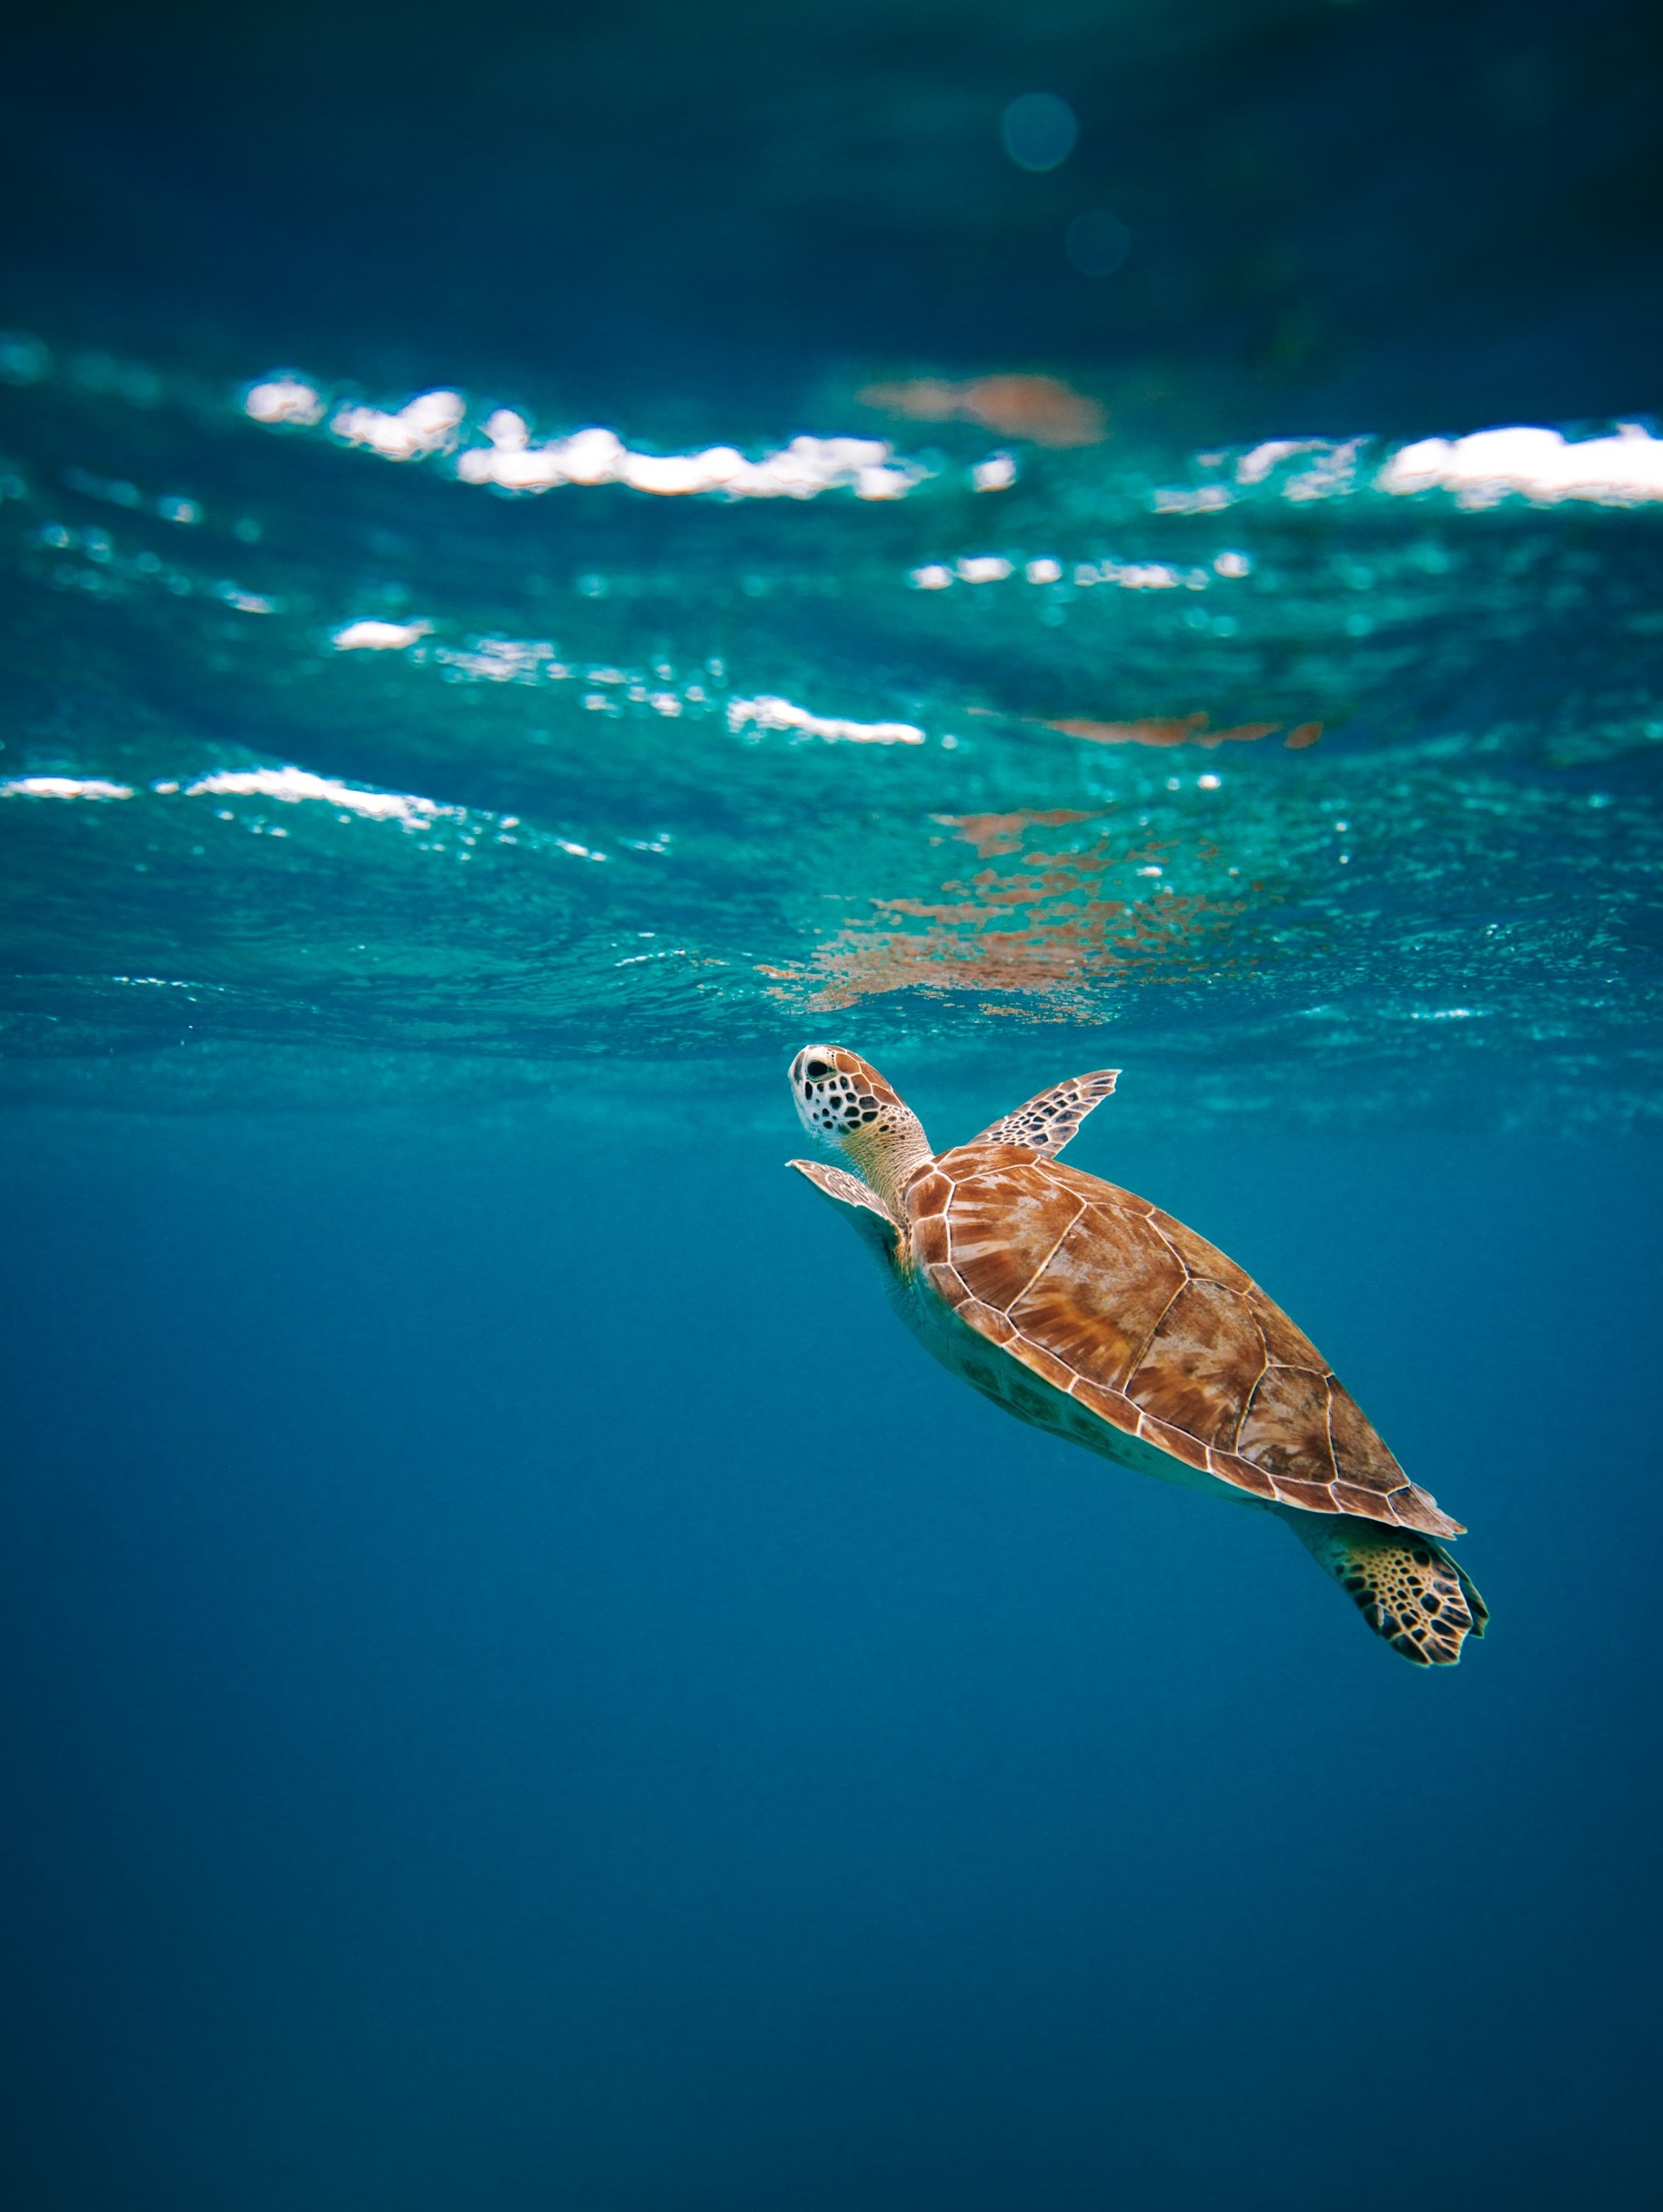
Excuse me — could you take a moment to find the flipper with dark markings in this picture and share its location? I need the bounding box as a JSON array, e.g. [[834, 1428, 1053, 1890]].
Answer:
[[1282, 1510, 1488, 1665], [968, 1070, 1120, 1160]]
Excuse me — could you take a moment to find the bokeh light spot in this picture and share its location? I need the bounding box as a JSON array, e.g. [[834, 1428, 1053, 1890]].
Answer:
[[1001, 92, 1078, 173]]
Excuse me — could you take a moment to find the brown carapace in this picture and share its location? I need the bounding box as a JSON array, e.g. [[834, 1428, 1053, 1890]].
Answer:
[[788, 1045, 1487, 1668]]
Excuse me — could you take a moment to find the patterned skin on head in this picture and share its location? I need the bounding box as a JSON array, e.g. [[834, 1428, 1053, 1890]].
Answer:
[[789, 1045, 934, 1214], [789, 1044, 908, 1140]]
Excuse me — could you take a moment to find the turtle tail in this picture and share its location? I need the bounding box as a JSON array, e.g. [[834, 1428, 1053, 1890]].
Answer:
[[1280, 1509, 1488, 1667]]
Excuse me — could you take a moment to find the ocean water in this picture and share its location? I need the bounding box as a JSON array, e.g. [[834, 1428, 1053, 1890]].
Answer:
[[4, 5, 1663, 2207]]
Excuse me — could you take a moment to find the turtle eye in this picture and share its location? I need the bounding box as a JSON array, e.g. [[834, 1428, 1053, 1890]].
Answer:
[[805, 1059, 831, 1078]]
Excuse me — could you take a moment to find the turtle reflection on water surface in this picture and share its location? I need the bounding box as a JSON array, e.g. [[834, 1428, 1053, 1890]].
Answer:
[[787, 1046, 1487, 1668]]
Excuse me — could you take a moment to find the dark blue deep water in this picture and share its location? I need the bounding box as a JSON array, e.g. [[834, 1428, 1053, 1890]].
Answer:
[[4, 5, 1663, 2207]]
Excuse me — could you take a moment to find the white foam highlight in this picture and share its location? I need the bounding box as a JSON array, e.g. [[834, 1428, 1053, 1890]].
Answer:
[[1378, 424, 1663, 507], [184, 767, 462, 827], [244, 377, 324, 426], [1, 777, 134, 800], [727, 696, 925, 746], [332, 618, 432, 650], [1107, 561, 1181, 589], [956, 556, 1013, 583], [1282, 439, 1363, 501], [1152, 484, 1234, 513], [331, 390, 466, 460], [457, 414, 922, 501], [432, 636, 556, 681], [1236, 439, 1327, 485], [245, 371, 932, 499]]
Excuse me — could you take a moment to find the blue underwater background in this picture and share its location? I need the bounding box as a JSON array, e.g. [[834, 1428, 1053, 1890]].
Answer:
[[4, 4, 1663, 2207]]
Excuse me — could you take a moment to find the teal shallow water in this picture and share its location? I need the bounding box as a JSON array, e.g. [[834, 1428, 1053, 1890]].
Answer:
[[4, 337, 1661, 1128]]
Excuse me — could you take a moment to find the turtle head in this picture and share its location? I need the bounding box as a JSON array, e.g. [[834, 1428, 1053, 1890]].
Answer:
[[789, 1044, 934, 1212]]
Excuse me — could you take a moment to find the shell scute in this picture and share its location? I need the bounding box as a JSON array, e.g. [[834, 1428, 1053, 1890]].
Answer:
[[1134, 1413, 1212, 1473], [937, 1142, 1043, 1177], [1145, 1207, 1255, 1295], [1326, 1382, 1408, 1493], [1386, 1483, 1463, 1539], [906, 1170, 952, 1220], [950, 1177, 1084, 1313], [912, 1212, 951, 1269], [1249, 1292, 1325, 1371], [1207, 1448, 1279, 1500], [1235, 1363, 1337, 1485], [927, 1261, 970, 1309], [1271, 1477, 1342, 1514], [1068, 1376, 1143, 1435], [1005, 1334, 1080, 1395], [962, 1297, 1017, 1345], [1333, 1479, 1396, 1519], [1126, 1276, 1265, 1450], [1022, 1153, 1151, 1210], [1006, 1207, 1185, 1393]]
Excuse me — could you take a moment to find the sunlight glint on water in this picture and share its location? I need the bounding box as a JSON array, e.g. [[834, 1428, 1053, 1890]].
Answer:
[[2, 334, 1661, 1126]]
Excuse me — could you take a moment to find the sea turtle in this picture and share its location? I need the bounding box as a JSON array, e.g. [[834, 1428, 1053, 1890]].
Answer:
[[787, 1045, 1487, 1667]]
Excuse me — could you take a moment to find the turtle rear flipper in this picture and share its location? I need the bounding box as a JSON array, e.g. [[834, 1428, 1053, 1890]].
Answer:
[[1282, 1511, 1488, 1667]]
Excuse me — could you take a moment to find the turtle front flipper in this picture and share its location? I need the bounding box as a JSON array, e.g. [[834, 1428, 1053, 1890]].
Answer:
[[1281, 1511, 1488, 1667], [968, 1069, 1119, 1159], [787, 1158, 902, 1261]]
